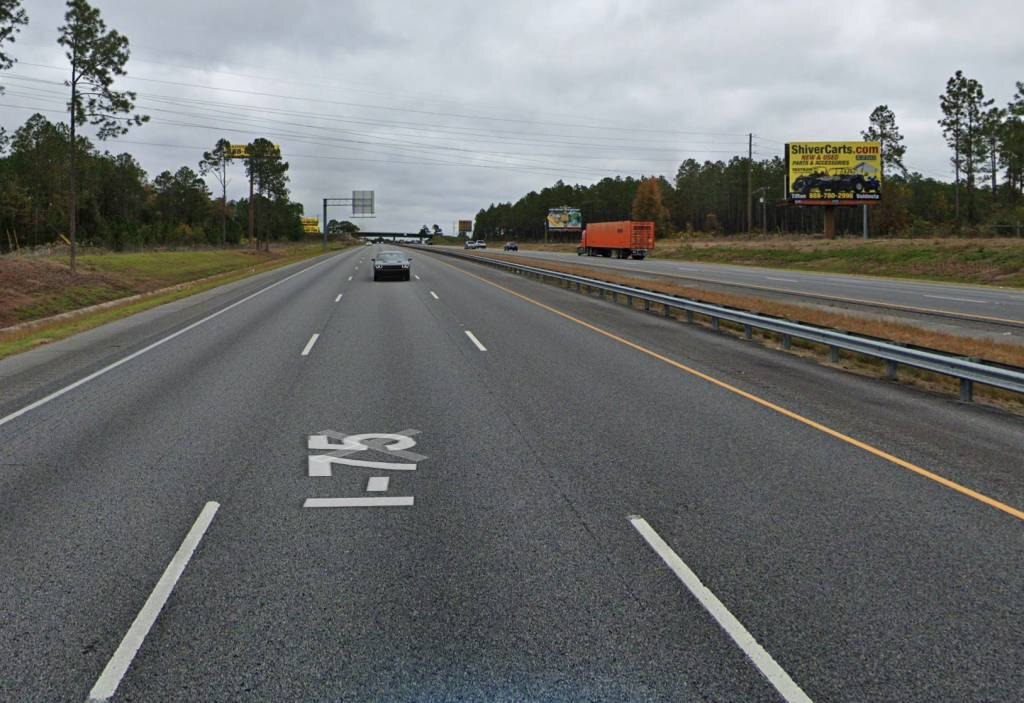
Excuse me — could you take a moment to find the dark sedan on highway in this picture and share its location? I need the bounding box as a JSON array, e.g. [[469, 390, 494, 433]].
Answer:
[[372, 251, 412, 281]]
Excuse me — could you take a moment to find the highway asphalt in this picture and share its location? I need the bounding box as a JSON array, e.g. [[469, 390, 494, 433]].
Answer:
[[1, 243, 1022, 701], [507, 248, 1024, 344]]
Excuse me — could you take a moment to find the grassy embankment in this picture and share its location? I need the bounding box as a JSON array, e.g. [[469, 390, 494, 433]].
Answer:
[[0, 242, 356, 359], [513, 237, 1024, 288]]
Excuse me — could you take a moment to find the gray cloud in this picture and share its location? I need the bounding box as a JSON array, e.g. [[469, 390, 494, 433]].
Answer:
[[4, 0, 1022, 232]]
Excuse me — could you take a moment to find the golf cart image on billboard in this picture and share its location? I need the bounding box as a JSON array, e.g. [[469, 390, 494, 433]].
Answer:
[[791, 167, 880, 197]]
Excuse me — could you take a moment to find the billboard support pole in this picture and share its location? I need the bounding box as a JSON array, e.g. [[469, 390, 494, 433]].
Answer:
[[322, 198, 328, 251], [862, 205, 868, 239], [747, 133, 753, 234], [824, 207, 837, 239]]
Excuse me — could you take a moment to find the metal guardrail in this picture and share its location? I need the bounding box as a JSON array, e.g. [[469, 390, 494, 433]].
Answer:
[[418, 246, 1024, 402]]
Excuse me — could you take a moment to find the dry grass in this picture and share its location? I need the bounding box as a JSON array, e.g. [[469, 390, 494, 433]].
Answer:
[[472, 252, 1023, 367], [0, 242, 356, 360]]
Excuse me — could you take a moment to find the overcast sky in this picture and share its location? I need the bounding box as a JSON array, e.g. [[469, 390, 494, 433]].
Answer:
[[2, 0, 1022, 233]]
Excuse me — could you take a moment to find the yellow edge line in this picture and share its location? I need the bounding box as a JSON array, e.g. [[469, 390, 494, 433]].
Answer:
[[447, 258, 1024, 523]]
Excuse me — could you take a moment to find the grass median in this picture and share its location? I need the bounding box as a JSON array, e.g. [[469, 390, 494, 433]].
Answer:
[[0, 241, 357, 360], [509, 237, 1024, 288]]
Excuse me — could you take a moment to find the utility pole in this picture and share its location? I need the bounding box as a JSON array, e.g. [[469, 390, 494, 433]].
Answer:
[[322, 198, 328, 251], [248, 171, 255, 249], [754, 186, 768, 235], [747, 133, 753, 234]]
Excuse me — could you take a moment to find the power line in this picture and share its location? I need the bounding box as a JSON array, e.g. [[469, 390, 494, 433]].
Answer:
[[15, 61, 751, 139]]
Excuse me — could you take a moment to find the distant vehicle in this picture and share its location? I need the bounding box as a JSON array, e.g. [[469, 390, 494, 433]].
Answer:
[[475, 240, 487, 249], [372, 251, 411, 281], [464, 240, 478, 250], [578, 221, 654, 259], [503, 241, 518, 252]]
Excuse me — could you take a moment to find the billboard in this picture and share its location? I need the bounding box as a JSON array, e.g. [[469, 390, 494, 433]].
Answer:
[[458, 220, 473, 234], [352, 190, 375, 216], [785, 142, 881, 204], [546, 207, 582, 230], [227, 143, 281, 159], [301, 216, 320, 234]]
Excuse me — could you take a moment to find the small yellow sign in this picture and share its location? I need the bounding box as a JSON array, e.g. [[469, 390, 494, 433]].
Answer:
[[228, 143, 282, 159]]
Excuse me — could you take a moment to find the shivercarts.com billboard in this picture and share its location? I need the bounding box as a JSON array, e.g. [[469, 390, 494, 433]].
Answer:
[[786, 142, 882, 204]]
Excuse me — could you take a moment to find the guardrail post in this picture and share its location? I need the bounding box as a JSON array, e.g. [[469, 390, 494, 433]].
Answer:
[[743, 324, 752, 339], [960, 378, 974, 402], [781, 334, 791, 350], [885, 360, 898, 379], [663, 304, 671, 318], [685, 310, 693, 323], [830, 346, 839, 363], [644, 300, 651, 313], [711, 317, 720, 332], [626, 295, 633, 307]]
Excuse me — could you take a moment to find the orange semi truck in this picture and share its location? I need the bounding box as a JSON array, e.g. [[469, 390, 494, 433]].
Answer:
[[577, 221, 655, 260]]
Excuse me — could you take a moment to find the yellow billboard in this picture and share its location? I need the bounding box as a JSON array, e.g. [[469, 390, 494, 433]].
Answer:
[[228, 143, 282, 159], [301, 216, 320, 234], [786, 142, 881, 205]]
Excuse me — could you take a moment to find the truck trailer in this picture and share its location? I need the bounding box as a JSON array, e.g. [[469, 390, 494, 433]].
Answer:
[[577, 221, 654, 259]]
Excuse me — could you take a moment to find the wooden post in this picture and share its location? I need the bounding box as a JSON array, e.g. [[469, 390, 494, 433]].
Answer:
[[823, 207, 837, 239]]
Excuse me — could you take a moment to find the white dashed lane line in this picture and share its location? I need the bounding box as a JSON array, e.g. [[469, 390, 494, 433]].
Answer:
[[464, 330, 487, 351], [429, 291, 439, 300], [87, 502, 220, 702], [629, 515, 812, 703], [301, 334, 320, 356]]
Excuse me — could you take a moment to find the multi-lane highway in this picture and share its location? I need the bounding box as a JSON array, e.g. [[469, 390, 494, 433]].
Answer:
[[510, 249, 1024, 343], [1, 245, 1022, 701]]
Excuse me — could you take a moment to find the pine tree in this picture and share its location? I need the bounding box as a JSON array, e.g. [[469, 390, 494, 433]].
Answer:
[[862, 105, 907, 177], [59, 0, 147, 271]]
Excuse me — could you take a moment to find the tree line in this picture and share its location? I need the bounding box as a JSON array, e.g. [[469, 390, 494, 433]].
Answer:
[[0, 0, 307, 261], [475, 74, 1024, 240], [0, 113, 306, 253]]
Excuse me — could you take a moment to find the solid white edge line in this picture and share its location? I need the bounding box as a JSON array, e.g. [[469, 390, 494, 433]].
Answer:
[[429, 291, 439, 300], [334, 294, 343, 302], [464, 330, 487, 351], [0, 253, 344, 429], [301, 333, 320, 356], [87, 502, 220, 702], [628, 516, 813, 703]]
